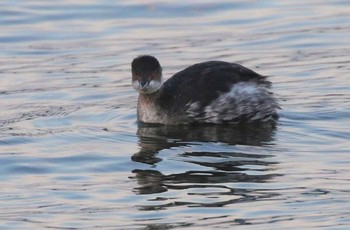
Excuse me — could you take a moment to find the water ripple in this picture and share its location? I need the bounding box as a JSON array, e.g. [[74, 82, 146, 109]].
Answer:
[[0, 0, 350, 229]]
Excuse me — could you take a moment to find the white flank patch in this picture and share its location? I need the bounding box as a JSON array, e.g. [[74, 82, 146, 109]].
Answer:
[[201, 82, 278, 123], [186, 101, 201, 118], [222, 82, 261, 99]]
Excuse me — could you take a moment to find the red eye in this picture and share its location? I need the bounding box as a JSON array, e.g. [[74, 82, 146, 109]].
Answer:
[[150, 72, 158, 80], [132, 74, 140, 81]]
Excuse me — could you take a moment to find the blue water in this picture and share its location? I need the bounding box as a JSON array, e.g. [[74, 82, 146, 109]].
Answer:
[[1, 1, 350, 229]]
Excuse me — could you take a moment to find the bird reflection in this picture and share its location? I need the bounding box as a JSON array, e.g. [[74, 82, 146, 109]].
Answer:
[[132, 122, 276, 164], [131, 122, 281, 207]]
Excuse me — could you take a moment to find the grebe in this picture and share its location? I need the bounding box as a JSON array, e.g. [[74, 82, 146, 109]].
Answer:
[[132, 55, 279, 125]]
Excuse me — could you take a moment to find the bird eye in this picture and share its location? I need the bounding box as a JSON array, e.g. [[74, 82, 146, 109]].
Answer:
[[150, 72, 159, 80], [132, 74, 140, 82]]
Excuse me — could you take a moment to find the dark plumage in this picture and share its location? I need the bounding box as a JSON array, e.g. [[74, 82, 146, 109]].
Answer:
[[131, 55, 279, 125], [158, 61, 270, 110]]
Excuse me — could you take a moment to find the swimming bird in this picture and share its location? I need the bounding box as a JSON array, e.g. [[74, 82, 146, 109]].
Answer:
[[132, 55, 279, 125]]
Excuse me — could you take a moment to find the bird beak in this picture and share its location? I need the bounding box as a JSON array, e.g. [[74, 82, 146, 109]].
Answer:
[[140, 80, 148, 88]]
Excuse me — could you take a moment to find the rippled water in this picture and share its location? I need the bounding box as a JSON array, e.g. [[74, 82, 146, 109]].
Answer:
[[1, 0, 350, 229]]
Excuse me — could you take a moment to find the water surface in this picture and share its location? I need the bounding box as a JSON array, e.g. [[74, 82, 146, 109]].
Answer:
[[1, 0, 350, 229]]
